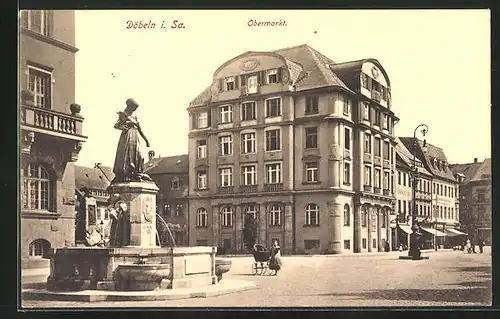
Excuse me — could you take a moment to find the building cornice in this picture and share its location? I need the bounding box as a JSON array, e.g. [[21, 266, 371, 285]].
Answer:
[[21, 28, 79, 53]]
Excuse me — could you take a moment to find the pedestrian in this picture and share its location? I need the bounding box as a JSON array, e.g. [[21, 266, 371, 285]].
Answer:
[[471, 239, 477, 254], [398, 243, 403, 252], [479, 239, 484, 254], [269, 240, 282, 276], [465, 239, 471, 254], [385, 241, 390, 252]]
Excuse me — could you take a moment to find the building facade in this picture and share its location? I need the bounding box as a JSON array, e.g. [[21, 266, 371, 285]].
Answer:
[[187, 44, 398, 254], [399, 138, 461, 246], [145, 152, 189, 246], [20, 10, 86, 268], [394, 137, 433, 250], [451, 158, 492, 244]]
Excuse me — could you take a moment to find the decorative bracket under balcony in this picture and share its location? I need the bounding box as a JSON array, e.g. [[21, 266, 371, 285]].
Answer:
[[69, 141, 84, 162], [21, 131, 35, 154]]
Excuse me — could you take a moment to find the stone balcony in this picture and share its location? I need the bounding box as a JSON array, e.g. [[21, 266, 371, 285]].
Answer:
[[20, 103, 86, 141], [264, 183, 283, 192], [217, 186, 234, 194], [240, 185, 258, 193]]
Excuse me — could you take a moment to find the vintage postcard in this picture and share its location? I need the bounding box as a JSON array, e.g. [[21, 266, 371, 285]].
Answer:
[[19, 9, 491, 309]]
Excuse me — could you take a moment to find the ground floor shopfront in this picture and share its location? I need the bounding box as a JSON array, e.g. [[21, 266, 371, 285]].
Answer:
[[188, 190, 396, 255], [394, 221, 466, 251]]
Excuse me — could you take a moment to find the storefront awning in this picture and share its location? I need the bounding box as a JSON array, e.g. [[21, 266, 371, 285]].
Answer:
[[398, 224, 413, 234], [421, 227, 447, 237], [445, 228, 467, 236]]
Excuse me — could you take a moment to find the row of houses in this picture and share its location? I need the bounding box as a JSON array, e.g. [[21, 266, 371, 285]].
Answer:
[[19, 10, 491, 269]]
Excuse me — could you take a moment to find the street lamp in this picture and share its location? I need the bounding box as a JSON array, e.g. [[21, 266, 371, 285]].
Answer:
[[409, 124, 429, 260]]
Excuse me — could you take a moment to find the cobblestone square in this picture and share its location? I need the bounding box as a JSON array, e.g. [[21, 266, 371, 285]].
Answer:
[[21, 249, 492, 308]]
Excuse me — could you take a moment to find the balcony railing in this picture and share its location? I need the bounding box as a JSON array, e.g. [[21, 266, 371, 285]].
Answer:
[[217, 186, 234, 194], [240, 185, 257, 193], [364, 185, 372, 192], [374, 187, 381, 194], [371, 90, 381, 102], [383, 189, 390, 196], [374, 156, 382, 166], [264, 183, 283, 192], [21, 104, 84, 137]]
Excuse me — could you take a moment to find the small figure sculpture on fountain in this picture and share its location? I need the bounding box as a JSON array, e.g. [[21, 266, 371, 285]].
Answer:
[[107, 194, 131, 247], [112, 98, 153, 183]]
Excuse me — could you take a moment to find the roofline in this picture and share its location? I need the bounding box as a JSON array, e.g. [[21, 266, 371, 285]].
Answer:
[[212, 51, 290, 79], [329, 58, 391, 87]]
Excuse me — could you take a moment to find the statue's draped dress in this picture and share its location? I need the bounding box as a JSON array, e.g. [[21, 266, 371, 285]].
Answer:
[[113, 115, 144, 179]]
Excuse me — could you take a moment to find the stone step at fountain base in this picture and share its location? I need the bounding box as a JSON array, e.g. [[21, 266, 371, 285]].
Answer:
[[22, 279, 257, 302]]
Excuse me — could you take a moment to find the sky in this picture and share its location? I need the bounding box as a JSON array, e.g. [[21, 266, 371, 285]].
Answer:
[[74, 10, 491, 168]]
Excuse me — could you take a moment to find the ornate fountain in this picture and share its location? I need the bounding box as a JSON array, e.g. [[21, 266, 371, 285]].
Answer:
[[45, 99, 221, 293]]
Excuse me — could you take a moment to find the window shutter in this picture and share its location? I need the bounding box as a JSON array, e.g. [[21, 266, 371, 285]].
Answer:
[[240, 74, 246, 86], [234, 75, 239, 89], [207, 110, 212, 127], [367, 77, 372, 91], [256, 72, 261, 85], [218, 79, 223, 92], [277, 67, 282, 82]]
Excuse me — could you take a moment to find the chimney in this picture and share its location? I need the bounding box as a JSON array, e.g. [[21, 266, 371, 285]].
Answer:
[[474, 158, 478, 163], [148, 150, 155, 162]]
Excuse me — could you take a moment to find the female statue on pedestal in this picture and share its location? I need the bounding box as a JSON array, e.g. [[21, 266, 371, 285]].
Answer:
[[112, 98, 152, 183]]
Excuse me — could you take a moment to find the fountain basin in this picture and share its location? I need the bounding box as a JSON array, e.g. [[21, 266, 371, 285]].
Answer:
[[215, 258, 232, 282], [114, 264, 171, 291]]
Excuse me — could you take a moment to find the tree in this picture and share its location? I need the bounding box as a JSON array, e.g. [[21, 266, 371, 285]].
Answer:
[[242, 213, 258, 251]]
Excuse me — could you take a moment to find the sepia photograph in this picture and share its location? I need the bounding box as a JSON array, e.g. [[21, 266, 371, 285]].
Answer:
[[18, 9, 491, 309]]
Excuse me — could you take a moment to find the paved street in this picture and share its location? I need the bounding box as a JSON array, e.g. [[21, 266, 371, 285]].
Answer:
[[21, 249, 492, 308]]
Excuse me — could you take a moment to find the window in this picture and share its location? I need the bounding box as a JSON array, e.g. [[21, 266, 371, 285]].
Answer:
[[175, 204, 183, 216], [164, 204, 171, 215], [245, 205, 258, 221], [23, 163, 53, 210], [381, 210, 386, 228], [361, 208, 368, 227], [305, 96, 319, 114], [241, 102, 256, 121], [304, 240, 320, 250], [266, 98, 281, 117], [305, 127, 318, 149], [361, 73, 368, 88], [266, 163, 282, 184], [219, 167, 233, 187], [305, 162, 319, 182], [374, 168, 381, 188], [221, 206, 233, 227], [28, 66, 52, 109], [398, 200, 401, 214], [269, 205, 282, 226], [344, 128, 351, 150], [383, 114, 389, 130], [305, 203, 320, 226], [403, 173, 407, 186], [373, 239, 377, 249], [383, 141, 390, 160], [267, 69, 278, 84], [344, 162, 351, 184], [398, 172, 401, 185], [341, 95, 351, 114], [440, 185, 443, 195], [444, 186, 447, 197], [29, 239, 50, 257], [265, 129, 281, 151], [433, 183, 436, 193], [247, 75, 258, 94], [374, 109, 381, 126], [196, 208, 207, 227], [344, 240, 351, 250], [104, 208, 109, 220], [241, 165, 257, 185], [197, 140, 207, 159], [364, 133, 371, 153], [403, 201, 407, 215], [364, 166, 372, 186], [383, 171, 390, 190], [196, 111, 208, 128], [344, 204, 350, 226], [22, 10, 50, 36], [171, 177, 180, 190], [220, 105, 232, 123], [363, 103, 370, 120], [197, 171, 207, 189], [219, 135, 233, 155], [225, 77, 235, 91], [374, 137, 381, 157], [362, 238, 367, 249], [241, 132, 256, 153]]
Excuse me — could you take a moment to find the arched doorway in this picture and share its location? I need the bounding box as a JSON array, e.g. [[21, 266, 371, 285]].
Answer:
[[29, 238, 51, 258]]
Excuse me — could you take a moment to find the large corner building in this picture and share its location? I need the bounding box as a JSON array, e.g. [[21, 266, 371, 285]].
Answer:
[[187, 44, 399, 254], [20, 10, 86, 267]]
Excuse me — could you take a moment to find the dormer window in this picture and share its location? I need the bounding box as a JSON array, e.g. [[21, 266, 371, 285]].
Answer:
[[433, 158, 437, 168], [361, 73, 368, 88], [225, 77, 235, 91], [267, 69, 278, 84], [383, 114, 389, 130]]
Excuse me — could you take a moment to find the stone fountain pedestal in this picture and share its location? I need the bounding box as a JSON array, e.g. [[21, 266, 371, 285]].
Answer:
[[45, 180, 219, 292]]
